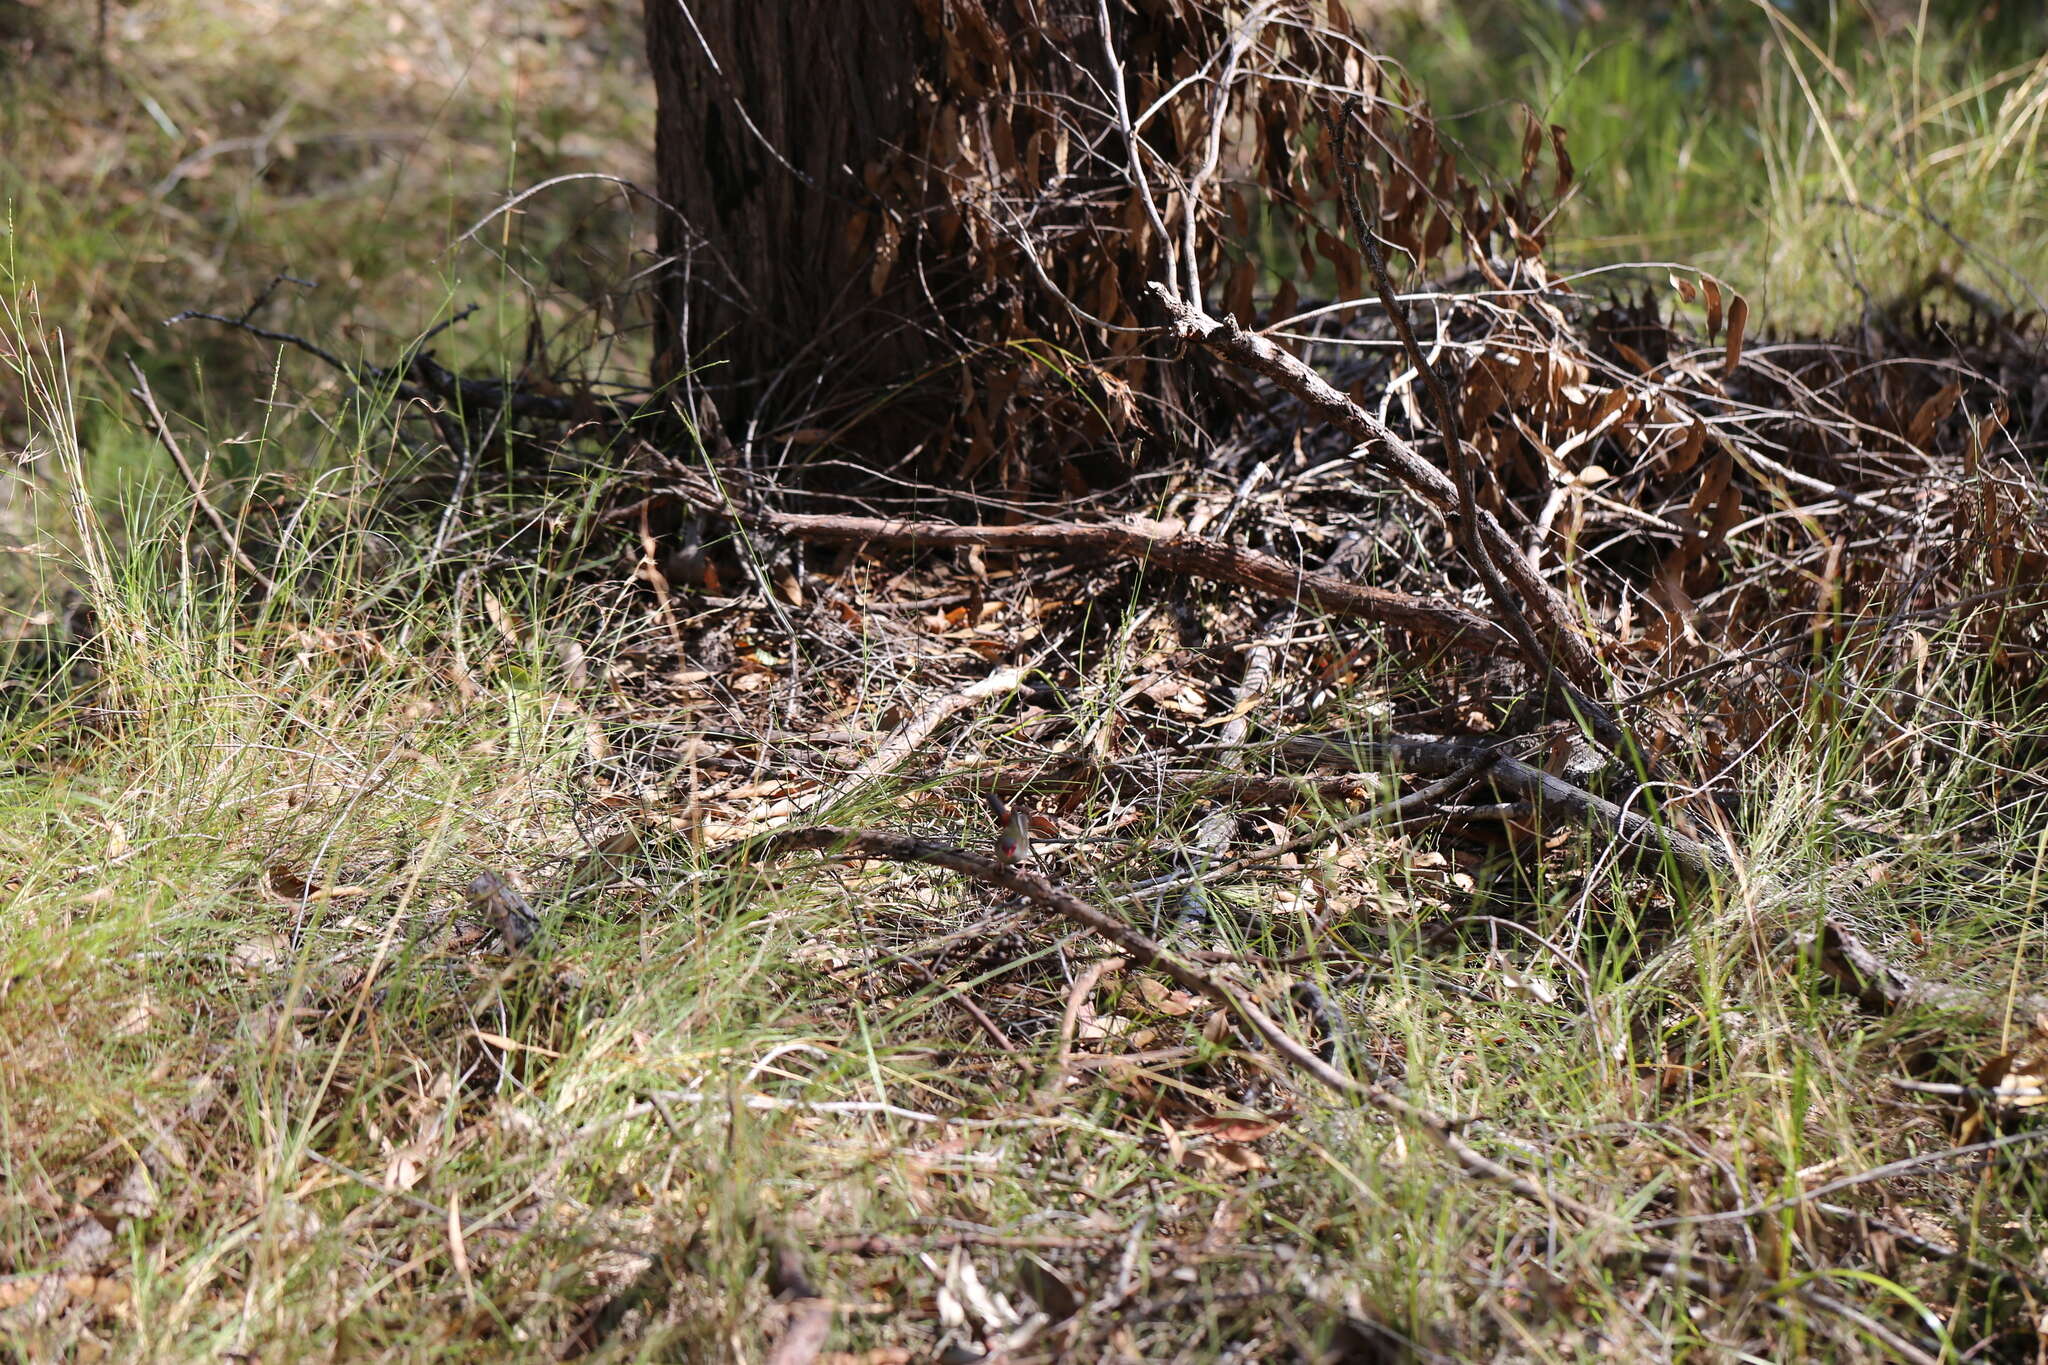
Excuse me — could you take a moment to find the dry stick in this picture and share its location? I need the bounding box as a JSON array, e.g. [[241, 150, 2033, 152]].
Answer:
[[905, 959, 1017, 1054], [126, 359, 277, 595], [1039, 956, 1127, 1101], [1280, 734, 1726, 879], [1328, 108, 1574, 718], [1811, 1200, 2046, 1297], [967, 763, 1391, 817], [1793, 1286, 1943, 1365], [742, 825, 1614, 1229], [1124, 754, 1497, 900], [771, 666, 1028, 831], [700, 506, 1517, 656], [819, 1230, 1228, 1257], [1278, 732, 2048, 1027], [1143, 285, 1627, 754]]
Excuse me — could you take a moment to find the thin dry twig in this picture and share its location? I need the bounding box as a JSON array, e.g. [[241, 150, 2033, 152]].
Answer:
[[674, 502, 1518, 655], [1039, 956, 1127, 1102], [1633, 1125, 2048, 1233], [739, 823, 1617, 1228], [1144, 286, 1608, 688], [905, 958, 1017, 1054], [1123, 752, 1498, 899], [817, 1229, 1230, 1257], [1811, 1200, 2046, 1295], [1278, 732, 2048, 1026], [125, 358, 276, 594], [1330, 104, 1574, 712]]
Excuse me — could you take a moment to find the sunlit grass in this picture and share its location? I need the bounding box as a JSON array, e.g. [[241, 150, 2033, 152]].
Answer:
[[1400, 0, 2048, 330]]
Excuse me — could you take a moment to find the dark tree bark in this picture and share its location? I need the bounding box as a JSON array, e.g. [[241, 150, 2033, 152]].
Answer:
[[640, 1, 1452, 485], [642, 0, 936, 414]]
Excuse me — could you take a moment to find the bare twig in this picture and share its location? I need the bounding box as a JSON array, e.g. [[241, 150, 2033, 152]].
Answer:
[[818, 1229, 1228, 1257], [1811, 1200, 2046, 1296], [787, 666, 1029, 834], [1124, 753, 1498, 900], [125, 358, 277, 595], [905, 959, 1017, 1054], [1039, 956, 1127, 1102], [738, 824, 1616, 1228], [1278, 733, 1728, 881], [1278, 732, 2048, 1028], [1329, 100, 1636, 765], [686, 504, 1516, 656], [1146, 283, 1630, 752]]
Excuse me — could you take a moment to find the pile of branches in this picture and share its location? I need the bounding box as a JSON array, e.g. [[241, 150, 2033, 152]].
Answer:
[[150, 9, 2048, 1358], [159, 3, 2048, 985]]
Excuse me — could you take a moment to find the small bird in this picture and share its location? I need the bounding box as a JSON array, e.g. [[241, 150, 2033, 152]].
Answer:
[[982, 793, 1034, 868], [468, 871, 542, 952]]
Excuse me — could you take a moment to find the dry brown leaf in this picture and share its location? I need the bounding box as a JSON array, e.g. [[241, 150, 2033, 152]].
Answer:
[[869, 215, 902, 297], [1723, 295, 1749, 375], [482, 591, 525, 647], [1499, 969, 1559, 1005], [1199, 1140, 1267, 1176], [231, 933, 288, 974], [1137, 977, 1200, 1016], [474, 1030, 563, 1058], [112, 994, 161, 1038], [1979, 1049, 2048, 1109], [1187, 1113, 1285, 1141], [383, 1142, 431, 1191], [1908, 381, 1964, 451]]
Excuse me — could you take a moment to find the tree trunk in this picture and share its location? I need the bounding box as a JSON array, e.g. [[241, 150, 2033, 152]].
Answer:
[[642, 0, 934, 417], [641, 2, 1453, 488]]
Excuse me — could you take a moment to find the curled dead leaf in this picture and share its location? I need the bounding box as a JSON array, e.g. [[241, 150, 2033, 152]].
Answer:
[[1723, 295, 1749, 376]]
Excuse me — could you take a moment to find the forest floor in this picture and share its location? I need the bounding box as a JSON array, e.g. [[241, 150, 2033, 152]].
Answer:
[[5, 4, 2048, 1363]]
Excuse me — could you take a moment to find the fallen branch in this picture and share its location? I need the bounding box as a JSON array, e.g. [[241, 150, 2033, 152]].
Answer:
[[1811, 916, 2048, 1028], [1280, 731, 2048, 1028], [1143, 284, 1607, 691], [1123, 753, 1498, 900], [678, 504, 1517, 657], [1278, 733, 1728, 881], [739, 823, 1614, 1228]]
